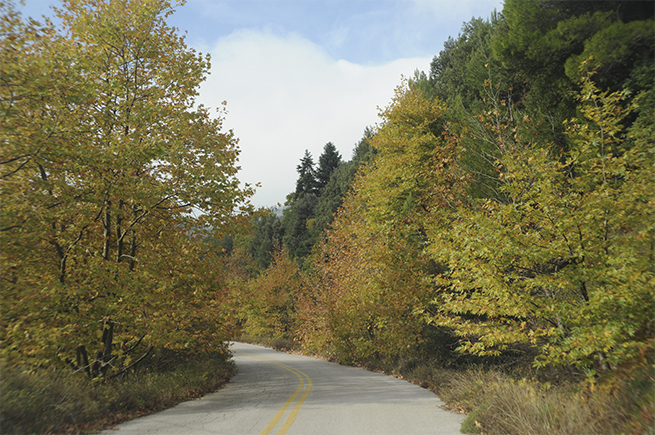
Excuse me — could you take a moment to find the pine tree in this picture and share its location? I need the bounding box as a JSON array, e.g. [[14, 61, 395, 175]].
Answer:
[[312, 132, 374, 240], [295, 150, 318, 196], [315, 142, 342, 193]]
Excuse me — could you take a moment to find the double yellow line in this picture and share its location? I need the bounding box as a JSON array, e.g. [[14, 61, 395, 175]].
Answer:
[[234, 349, 313, 435]]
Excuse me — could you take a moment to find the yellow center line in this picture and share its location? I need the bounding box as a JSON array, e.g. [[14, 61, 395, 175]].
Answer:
[[234, 349, 313, 435], [276, 365, 312, 435]]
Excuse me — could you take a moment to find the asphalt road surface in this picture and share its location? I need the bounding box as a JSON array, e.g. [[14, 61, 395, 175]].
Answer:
[[101, 342, 465, 435]]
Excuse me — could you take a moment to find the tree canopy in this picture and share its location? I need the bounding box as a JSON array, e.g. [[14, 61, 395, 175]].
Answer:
[[1, 0, 251, 375]]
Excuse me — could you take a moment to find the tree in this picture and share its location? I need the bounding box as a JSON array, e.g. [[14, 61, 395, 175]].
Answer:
[[239, 246, 300, 340], [282, 193, 318, 259], [360, 81, 465, 237], [429, 17, 503, 111], [492, 0, 654, 130], [315, 142, 342, 193], [297, 193, 430, 363], [0, 0, 251, 374], [312, 131, 374, 241], [295, 82, 466, 363], [429, 71, 654, 371], [248, 209, 284, 270], [294, 150, 318, 197], [283, 148, 327, 260]]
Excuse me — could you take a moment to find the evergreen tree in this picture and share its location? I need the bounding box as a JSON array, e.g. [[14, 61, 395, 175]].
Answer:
[[315, 142, 342, 193], [352, 127, 377, 164], [282, 193, 318, 259], [492, 0, 654, 127], [283, 150, 320, 260], [248, 209, 284, 270], [312, 131, 375, 239], [425, 16, 527, 202], [295, 150, 318, 196], [428, 17, 500, 110]]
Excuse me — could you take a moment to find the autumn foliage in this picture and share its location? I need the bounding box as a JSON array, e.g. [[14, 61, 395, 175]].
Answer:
[[236, 70, 653, 378], [1, 0, 251, 376], [3, 0, 652, 407], [429, 70, 654, 371]]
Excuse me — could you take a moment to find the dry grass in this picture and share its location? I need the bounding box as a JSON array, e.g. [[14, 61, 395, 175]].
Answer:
[[399, 363, 655, 435], [0, 350, 235, 434]]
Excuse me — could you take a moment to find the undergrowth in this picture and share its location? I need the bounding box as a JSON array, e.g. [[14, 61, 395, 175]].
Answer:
[[0, 349, 235, 434]]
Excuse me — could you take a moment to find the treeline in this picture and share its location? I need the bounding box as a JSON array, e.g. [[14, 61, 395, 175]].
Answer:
[[228, 0, 654, 381]]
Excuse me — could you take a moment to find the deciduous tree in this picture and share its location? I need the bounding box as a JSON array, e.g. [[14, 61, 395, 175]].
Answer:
[[0, 0, 251, 374], [429, 70, 654, 371]]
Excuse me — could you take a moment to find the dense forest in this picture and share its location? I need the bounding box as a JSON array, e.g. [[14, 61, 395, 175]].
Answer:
[[1, 0, 653, 433]]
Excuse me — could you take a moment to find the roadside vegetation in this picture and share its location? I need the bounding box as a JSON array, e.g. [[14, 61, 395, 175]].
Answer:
[[371, 354, 654, 435], [242, 335, 654, 435], [0, 350, 235, 435]]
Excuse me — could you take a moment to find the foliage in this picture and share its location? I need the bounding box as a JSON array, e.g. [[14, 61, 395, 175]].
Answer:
[[564, 19, 655, 94], [293, 83, 466, 363], [493, 0, 654, 126], [229, 3, 654, 433], [360, 81, 462, 231], [293, 150, 318, 197], [238, 247, 300, 340], [248, 208, 284, 270], [0, 0, 251, 374], [425, 15, 532, 202], [282, 193, 318, 259], [429, 70, 655, 371], [433, 365, 654, 435], [315, 142, 342, 193], [311, 131, 375, 243], [296, 195, 426, 363], [429, 17, 504, 111], [283, 140, 355, 260]]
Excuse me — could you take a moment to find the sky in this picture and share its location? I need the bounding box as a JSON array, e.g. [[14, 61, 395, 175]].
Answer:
[[18, 0, 503, 208]]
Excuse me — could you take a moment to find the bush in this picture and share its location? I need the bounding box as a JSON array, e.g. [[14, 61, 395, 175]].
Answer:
[[0, 365, 102, 434]]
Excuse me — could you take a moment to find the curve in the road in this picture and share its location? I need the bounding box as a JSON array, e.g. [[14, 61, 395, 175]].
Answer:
[[234, 349, 312, 435], [100, 342, 465, 435]]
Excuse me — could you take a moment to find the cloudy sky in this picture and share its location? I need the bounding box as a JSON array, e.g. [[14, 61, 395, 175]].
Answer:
[[20, 0, 503, 208]]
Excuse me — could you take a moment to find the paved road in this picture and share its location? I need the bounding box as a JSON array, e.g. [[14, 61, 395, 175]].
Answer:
[[101, 342, 465, 435]]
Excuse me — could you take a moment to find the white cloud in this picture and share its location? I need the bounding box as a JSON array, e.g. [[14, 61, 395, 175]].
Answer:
[[199, 29, 431, 207]]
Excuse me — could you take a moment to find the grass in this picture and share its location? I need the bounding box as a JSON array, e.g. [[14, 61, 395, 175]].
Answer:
[[378, 358, 655, 435], [0, 349, 236, 434]]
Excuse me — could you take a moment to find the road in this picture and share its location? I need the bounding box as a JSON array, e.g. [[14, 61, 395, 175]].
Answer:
[[100, 342, 465, 435]]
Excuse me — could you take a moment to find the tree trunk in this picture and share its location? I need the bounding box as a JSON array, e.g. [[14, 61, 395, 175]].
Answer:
[[100, 321, 114, 377], [103, 201, 111, 261]]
